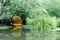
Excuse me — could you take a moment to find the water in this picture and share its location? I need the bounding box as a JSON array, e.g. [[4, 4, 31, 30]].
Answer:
[[0, 30, 60, 40]]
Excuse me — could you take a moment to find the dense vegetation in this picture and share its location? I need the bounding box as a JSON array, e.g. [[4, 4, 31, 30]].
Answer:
[[0, 0, 60, 31]]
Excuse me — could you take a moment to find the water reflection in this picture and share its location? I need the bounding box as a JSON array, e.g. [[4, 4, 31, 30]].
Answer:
[[0, 30, 60, 40], [0, 30, 26, 40]]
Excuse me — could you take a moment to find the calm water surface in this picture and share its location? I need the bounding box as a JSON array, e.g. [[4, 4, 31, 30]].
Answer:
[[0, 30, 60, 40]]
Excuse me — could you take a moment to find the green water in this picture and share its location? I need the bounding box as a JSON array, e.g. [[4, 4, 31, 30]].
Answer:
[[0, 30, 59, 40]]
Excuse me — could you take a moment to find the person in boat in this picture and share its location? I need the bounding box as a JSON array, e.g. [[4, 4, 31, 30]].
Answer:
[[11, 16, 23, 31]]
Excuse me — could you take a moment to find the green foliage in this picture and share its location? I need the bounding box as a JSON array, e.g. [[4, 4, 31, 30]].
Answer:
[[0, 0, 40, 19], [57, 18, 60, 27], [41, 0, 60, 17], [26, 13, 57, 31], [0, 0, 58, 31]]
